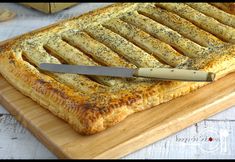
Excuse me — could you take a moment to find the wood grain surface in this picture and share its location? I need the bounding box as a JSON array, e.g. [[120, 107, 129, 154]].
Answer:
[[0, 72, 234, 159]]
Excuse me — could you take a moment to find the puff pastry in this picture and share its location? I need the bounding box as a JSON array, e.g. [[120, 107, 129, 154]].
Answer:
[[0, 3, 235, 135]]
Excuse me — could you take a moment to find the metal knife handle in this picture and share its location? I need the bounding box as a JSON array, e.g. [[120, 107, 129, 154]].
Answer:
[[134, 68, 215, 82]]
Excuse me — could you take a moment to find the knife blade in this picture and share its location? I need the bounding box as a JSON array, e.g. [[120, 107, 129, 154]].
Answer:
[[39, 63, 215, 82]]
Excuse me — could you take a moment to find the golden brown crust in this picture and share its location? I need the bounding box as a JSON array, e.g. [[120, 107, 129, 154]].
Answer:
[[211, 3, 235, 15], [0, 3, 235, 135]]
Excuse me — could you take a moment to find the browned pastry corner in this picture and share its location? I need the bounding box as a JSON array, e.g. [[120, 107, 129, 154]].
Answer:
[[211, 3, 235, 15], [0, 3, 235, 135]]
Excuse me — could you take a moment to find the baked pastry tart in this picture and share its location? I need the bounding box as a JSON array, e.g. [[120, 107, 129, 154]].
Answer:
[[0, 3, 235, 135]]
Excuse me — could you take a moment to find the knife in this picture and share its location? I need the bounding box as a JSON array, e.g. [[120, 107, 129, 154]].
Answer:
[[39, 63, 215, 82]]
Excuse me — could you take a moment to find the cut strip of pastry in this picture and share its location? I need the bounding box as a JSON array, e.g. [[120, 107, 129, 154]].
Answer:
[[44, 36, 96, 66], [103, 18, 187, 67], [155, 3, 235, 43], [138, 5, 224, 47], [44, 37, 129, 87], [22, 46, 106, 93], [187, 3, 235, 28], [61, 31, 135, 68], [121, 11, 205, 58], [85, 24, 164, 68], [211, 3, 235, 15]]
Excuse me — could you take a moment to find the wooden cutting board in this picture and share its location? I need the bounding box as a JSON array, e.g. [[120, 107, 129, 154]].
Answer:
[[0, 72, 234, 159]]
